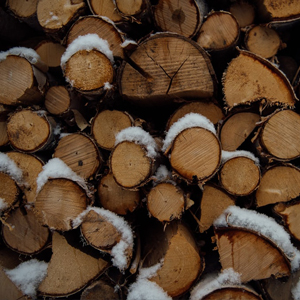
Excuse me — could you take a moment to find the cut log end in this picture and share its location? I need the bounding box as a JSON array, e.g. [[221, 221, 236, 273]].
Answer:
[[115, 0, 145, 16], [45, 85, 71, 115], [170, 128, 221, 183], [0, 172, 19, 211], [35, 41, 65, 68], [229, 1, 255, 27], [87, 0, 123, 23]]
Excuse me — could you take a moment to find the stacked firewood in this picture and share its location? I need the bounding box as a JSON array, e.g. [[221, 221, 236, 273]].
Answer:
[[2, 0, 300, 299]]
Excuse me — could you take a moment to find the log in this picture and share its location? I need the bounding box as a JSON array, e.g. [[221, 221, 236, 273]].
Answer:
[[214, 206, 299, 282], [0, 120, 9, 147], [222, 49, 298, 109], [0, 52, 47, 106], [229, 0, 255, 28], [166, 101, 224, 129], [0, 172, 19, 212], [198, 184, 235, 233], [80, 279, 119, 300], [163, 113, 221, 184], [115, 0, 149, 18], [87, 0, 123, 23], [219, 152, 260, 196], [147, 181, 186, 222], [38, 231, 109, 297], [66, 16, 125, 59], [256, 164, 300, 207], [219, 111, 260, 151], [53, 133, 103, 179], [36, 0, 86, 36], [153, 0, 207, 38], [244, 25, 281, 59], [91, 110, 133, 151], [2, 206, 50, 255], [141, 220, 203, 297], [196, 11, 240, 52], [7, 151, 43, 204], [97, 172, 140, 215], [7, 109, 56, 153], [118, 32, 217, 104], [259, 109, 300, 161]]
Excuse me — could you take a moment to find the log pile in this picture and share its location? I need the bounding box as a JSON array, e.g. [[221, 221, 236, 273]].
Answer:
[[2, 0, 300, 299]]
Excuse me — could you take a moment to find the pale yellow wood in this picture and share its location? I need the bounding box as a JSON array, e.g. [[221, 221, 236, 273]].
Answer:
[[7, 0, 38, 18], [88, 0, 123, 22], [35, 41, 65, 68], [45, 86, 71, 115], [229, 1, 255, 27], [115, 0, 144, 16]]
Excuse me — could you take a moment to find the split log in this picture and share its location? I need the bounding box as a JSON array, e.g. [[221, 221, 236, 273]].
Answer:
[[219, 111, 260, 151], [214, 206, 299, 282], [163, 113, 221, 184], [244, 25, 281, 59], [167, 101, 224, 129], [256, 164, 300, 207], [76, 207, 134, 271], [80, 279, 119, 300], [53, 133, 103, 179], [0, 172, 19, 212], [198, 184, 235, 233], [219, 152, 260, 196], [255, 0, 300, 23], [36, 0, 86, 36], [153, 0, 207, 38], [97, 172, 140, 215], [0, 51, 47, 106], [222, 49, 298, 109], [66, 16, 125, 59], [38, 231, 109, 297], [91, 110, 133, 151], [2, 206, 50, 255], [229, 0, 255, 28], [259, 109, 300, 161], [147, 182, 186, 222], [274, 200, 300, 241], [118, 32, 217, 105], [7, 109, 56, 153], [35, 178, 89, 231], [196, 11, 240, 52], [35, 40, 65, 69], [141, 220, 203, 297], [7, 151, 43, 204], [115, 0, 149, 18], [87, 0, 123, 23], [61, 34, 114, 95]]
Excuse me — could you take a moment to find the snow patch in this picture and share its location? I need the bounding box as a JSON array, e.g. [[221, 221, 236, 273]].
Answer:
[[0, 47, 40, 64], [0, 197, 8, 211], [214, 206, 300, 271], [153, 165, 172, 182], [104, 81, 113, 90], [5, 259, 48, 299], [61, 33, 114, 68], [162, 113, 216, 152], [36, 158, 88, 196], [121, 39, 138, 48], [115, 127, 158, 159], [0, 152, 23, 183], [127, 261, 171, 300], [190, 268, 241, 300], [221, 150, 260, 166], [73, 206, 134, 271]]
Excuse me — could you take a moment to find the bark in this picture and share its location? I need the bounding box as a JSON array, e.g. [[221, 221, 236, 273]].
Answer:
[[196, 11, 240, 52], [118, 32, 217, 105], [80, 279, 119, 300], [153, 0, 208, 39], [97, 172, 140, 215]]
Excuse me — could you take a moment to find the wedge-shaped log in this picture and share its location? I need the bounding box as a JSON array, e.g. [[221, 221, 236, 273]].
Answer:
[[256, 164, 300, 207], [98, 172, 140, 215], [118, 33, 216, 104], [2, 206, 50, 255], [214, 206, 300, 282], [222, 49, 297, 109], [38, 231, 108, 297], [141, 220, 203, 297], [153, 0, 207, 38]]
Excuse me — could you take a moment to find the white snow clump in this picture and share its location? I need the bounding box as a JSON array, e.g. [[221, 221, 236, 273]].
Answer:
[[221, 150, 260, 166], [0, 152, 23, 183], [0, 47, 40, 64]]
